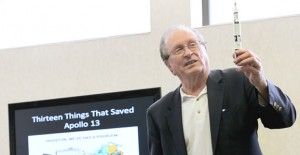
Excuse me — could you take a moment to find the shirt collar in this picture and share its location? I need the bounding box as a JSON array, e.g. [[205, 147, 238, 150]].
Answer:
[[180, 86, 207, 103]]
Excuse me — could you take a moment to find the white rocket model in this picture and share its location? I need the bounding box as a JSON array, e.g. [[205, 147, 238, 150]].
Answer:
[[234, 0, 242, 50]]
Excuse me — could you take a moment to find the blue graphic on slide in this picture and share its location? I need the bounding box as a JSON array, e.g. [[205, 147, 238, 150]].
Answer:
[[55, 142, 123, 155]]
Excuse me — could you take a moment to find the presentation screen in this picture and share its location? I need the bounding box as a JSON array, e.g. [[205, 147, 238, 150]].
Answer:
[[8, 87, 161, 155]]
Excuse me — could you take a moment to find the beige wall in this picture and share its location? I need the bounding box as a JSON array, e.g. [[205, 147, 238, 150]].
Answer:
[[201, 16, 300, 155], [0, 0, 299, 154]]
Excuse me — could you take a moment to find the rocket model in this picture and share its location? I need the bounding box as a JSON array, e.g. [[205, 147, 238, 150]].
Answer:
[[234, 0, 242, 50]]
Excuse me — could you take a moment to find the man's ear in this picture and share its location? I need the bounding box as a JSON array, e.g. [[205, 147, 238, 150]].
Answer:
[[164, 60, 171, 69], [164, 60, 176, 76]]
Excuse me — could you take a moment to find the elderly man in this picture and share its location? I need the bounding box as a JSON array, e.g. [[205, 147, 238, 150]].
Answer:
[[146, 25, 296, 155]]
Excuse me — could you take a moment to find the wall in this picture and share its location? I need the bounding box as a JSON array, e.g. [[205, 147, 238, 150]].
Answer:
[[0, 0, 299, 154], [201, 15, 300, 155]]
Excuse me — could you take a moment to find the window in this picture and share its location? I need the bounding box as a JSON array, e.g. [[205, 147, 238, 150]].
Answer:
[[0, 0, 150, 49], [191, 0, 300, 27]]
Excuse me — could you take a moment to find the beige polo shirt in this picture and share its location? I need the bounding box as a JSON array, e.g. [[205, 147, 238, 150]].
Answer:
[[180, 86, 213, 155]]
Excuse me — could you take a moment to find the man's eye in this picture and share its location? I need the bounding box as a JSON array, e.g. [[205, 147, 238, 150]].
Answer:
[[189, 43, 198, 50], [189, 43, 197, 47], [174, 48, 183, 54]]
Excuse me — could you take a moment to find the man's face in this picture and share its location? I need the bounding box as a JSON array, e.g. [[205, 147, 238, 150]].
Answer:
[[164, 29, 209, 79]]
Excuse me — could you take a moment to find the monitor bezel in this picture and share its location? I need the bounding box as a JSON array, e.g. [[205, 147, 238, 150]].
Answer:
[[8, 87, 161, 155]]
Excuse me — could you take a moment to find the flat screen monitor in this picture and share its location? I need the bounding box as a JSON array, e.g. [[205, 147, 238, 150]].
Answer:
[[8, 87, 161, 155]]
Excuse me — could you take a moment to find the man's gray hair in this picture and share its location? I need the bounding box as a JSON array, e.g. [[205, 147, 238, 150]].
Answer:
[[159, 25, 207, 60]]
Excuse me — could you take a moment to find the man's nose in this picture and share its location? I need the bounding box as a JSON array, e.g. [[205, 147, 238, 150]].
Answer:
[[183, 47, 193, 57]]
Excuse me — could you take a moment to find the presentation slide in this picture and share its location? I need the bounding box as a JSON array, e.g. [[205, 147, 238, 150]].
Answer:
[[9, 88, 160, 155], [28, 126, 139, 155]]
